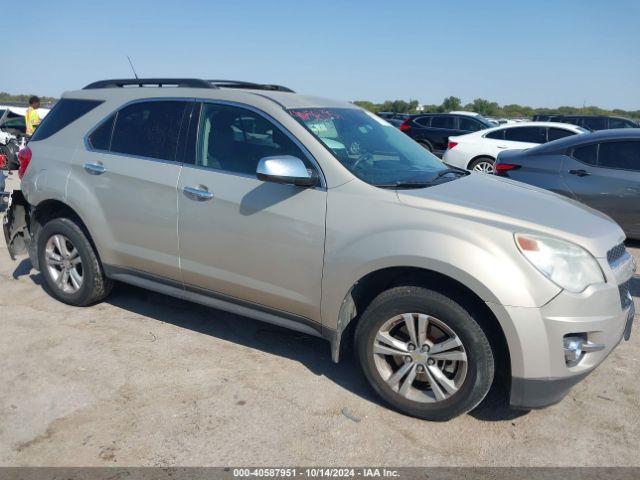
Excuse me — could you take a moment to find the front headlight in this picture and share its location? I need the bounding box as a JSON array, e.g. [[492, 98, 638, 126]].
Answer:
[[515, 233, 605, 293]]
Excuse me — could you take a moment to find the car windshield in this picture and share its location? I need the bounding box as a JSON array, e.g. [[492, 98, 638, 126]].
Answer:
[[289, 108, 452, 187]]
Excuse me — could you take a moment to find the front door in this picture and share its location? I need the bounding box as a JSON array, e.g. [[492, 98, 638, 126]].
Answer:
[[177, 102, 327, 322]]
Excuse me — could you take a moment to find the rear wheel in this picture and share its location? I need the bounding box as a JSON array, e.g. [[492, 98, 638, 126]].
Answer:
[[355, 286, 494, 421], [37, 217, 112, 306], [469, 157, 495, 174]]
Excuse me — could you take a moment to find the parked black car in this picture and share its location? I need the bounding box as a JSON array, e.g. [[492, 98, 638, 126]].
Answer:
[[495, 129, 640, 239], [532, 115, 638, 130], [399, 113, 494, 156]]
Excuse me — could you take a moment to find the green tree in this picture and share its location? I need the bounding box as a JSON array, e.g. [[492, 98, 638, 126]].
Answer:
[[441, 96, 462, 112]]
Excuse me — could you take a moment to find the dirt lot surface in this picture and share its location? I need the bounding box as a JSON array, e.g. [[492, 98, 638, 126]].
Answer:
[[0, 171, 638, 467]]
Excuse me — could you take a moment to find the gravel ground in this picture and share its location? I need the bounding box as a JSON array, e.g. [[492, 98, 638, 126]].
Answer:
[[0, 171, 638, 467]]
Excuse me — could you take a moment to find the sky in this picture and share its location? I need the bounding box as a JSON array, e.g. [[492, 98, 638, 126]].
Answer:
[[4, 0, 639, 110]]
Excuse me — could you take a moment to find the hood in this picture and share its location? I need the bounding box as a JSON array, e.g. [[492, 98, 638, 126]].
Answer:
[[397, 173, 624, 257]]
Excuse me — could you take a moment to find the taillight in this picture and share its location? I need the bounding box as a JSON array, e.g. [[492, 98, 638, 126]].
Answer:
[[0, 153, 7, 170], [447, 141, 458, 150], [495, 163, 520, 176], [399, 120, 411, 132], [18, 146, 32, 179]]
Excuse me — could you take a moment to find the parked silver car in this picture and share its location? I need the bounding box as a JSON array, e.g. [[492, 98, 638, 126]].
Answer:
[[3, 78, 636, 420]]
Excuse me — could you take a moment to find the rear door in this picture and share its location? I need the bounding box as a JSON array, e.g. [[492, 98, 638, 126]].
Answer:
[[177, 102, 327, 322], [73, 99, 190, 280], [428, 116, 457, 155], [562, 140, 640, 235]]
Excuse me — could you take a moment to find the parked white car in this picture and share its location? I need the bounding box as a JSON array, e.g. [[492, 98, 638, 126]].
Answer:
[[442, 122, 588, 173]]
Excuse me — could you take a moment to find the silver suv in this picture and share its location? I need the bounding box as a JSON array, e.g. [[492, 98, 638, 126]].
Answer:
[[3, 78, 636, 420]]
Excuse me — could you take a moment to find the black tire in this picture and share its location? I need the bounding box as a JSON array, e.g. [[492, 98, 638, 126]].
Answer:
[[37, 217, 112, 306], [468, 157, 495, 174], [355, 286, 494, 421]]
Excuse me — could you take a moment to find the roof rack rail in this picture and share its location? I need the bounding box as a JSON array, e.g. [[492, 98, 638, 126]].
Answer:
[[83, 78, 216, 90], [208, 80, 295, 93]]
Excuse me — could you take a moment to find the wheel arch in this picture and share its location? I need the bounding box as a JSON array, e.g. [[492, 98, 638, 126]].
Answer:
[[332, 266, 512, 393], [467, 155, 496, 170], [29, 198, 100, 270]]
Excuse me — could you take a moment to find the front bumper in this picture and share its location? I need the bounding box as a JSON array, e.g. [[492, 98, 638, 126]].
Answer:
[[488, 252, 635, 409]]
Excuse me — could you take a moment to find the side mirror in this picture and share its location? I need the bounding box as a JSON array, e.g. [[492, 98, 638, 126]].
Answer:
[[256, 155, 318, 187]]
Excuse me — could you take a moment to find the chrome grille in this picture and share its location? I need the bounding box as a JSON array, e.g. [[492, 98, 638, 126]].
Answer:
[[619, 281, 632, 310], [607, 243, 626, 266]]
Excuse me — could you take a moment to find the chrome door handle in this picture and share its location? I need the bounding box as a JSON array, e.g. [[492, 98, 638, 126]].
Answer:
[[496, 145, 509, 149], [83, 162, 106, 175], [183, 185, 214, 201]]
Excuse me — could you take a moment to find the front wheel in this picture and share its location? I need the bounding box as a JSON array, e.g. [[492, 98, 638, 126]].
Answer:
[[469, 157, 495, 174], [355, 286, 494, 421]]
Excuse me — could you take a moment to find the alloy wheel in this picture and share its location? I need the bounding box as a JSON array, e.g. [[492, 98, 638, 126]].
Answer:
[[372, 313, 468, 403], [44, 234, 83, 294], [472, 161, 495, 174]]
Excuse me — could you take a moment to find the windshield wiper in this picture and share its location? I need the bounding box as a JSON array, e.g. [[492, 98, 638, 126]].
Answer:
[[375, 168, 470, 189]]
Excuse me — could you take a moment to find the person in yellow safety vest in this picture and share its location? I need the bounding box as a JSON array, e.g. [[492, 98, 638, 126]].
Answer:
[[25, 96, 41, 136]]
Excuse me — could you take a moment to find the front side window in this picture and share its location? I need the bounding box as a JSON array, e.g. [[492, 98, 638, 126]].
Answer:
[[609, 118, 637, 129], [290, 108, 449, 186], [504, 126, 546, 143], [458, 117, 483, 132], [572, 143, 598, 165], [598, 141, 640, 171], [196, 103, 308, 175], [110, 101, 188, 161], [582, 117, 607, 130]]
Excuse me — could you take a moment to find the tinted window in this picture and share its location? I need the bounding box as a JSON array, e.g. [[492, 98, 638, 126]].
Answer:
[[582, 117, 607, 130], [110, 101, 187, 161], [485, 129, 505, 140], [197, 103, 308, 175], [609, 118, 637, 129], [30, 99, 102, 141], [572, 143, 597, 165], [598, 141, 640, 171], [415, 116, 431, 127], [458, 117, 483, 132], [504, 127, 546, 143], [88, 114, 115, 150], [547, 128, 575, 142], [430, 116, 454, 129]]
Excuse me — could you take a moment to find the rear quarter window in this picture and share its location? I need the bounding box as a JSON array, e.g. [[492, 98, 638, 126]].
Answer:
[[30, 99, 103, 141]]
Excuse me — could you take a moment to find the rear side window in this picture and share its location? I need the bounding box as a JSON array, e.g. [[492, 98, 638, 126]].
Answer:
[[547, 128, 575, 142], [88, 114, 115, 150], [572, 144, 597, 165], [504, 127, 546, 143], [415, 116, 431, 127], [598, 141, 640, 171], [485, 129, 505, 140], [30, 99, 103, 141], [431, 116, 454, 129], [110, 101, 188, 161]]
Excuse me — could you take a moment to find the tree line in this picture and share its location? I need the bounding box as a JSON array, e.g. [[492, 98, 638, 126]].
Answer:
[[353, 96, 640, 120], [0, 92, 57, 105]]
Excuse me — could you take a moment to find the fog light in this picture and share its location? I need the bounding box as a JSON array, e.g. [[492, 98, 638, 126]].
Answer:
[[563, 335, 585, 366], [563, 334, 605, 367]]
